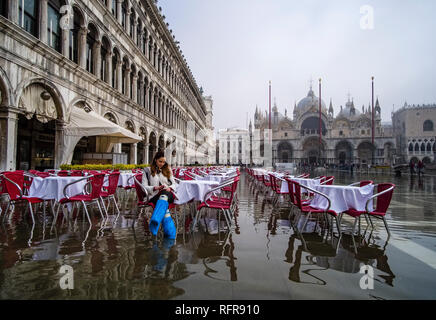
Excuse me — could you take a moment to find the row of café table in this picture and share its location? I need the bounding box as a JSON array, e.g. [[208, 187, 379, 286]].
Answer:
[[252, 168, 374, 213]]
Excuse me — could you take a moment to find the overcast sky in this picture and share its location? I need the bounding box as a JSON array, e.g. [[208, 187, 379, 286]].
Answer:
[[159, 0, 436, 132]]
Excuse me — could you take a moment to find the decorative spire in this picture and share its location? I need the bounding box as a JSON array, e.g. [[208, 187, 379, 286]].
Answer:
[[375, 97, 381, 114], [328, 98, 334, 115]]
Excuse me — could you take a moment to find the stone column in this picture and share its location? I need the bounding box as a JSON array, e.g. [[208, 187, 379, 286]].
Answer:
[[138, 79, 144, 107], [78, 26, 88, 69], [0, 109, 18, 171], [39, 0, 48, 44], [61, 26, 69, 57], [93, 40, 101, 78], [125, 67, 131, 98], [54, 121, 67, 168], [113, 143, 122, 153], [116, 0, 123, 25], [9, 0, 19, 25], [130, 143, 137, 164], [116, 60, 122, 92], [132, 74, 138, 103], [106, 51, 113, 85], [125, 6, 130, 33], [143, 143, 149, 165], [132, 20, 137, 43]]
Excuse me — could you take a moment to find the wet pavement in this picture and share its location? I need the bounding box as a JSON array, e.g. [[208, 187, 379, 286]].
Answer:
[[1, 170, 436, 299]]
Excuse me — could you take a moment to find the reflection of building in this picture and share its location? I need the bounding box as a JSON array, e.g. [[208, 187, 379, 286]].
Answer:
[[218, 128, 249, 165], [251, 85, 395, 165], [0, 0, 209, 171], [392, 103, 436, 164]]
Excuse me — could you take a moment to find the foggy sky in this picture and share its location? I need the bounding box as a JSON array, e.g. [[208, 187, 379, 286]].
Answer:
[[159, 0, 436, 132]]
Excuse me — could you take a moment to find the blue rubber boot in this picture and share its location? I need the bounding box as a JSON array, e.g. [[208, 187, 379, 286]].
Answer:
[[149, 195, 169, 236], [162, 210, 177, 239]]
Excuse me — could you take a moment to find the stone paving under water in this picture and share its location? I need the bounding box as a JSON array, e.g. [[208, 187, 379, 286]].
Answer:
[[1, 170, 436, 299]]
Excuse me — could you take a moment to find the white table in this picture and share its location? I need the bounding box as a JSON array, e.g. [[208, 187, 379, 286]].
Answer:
[[310, 184, 374, 213], [280, 177, 319, 193], [195, 175, 226, 183], [28, 176, 88, 201], [103, 172, 135, 188], [174, 180, 220, 205]]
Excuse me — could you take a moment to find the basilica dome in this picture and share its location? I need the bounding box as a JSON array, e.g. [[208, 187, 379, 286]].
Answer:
[[337, 99, 361, 118], [297, 88, 327, 113]]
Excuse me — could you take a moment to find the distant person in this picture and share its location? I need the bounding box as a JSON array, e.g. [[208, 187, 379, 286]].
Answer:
[[418, 160, 424, 175], [409, 160, 415, 175]]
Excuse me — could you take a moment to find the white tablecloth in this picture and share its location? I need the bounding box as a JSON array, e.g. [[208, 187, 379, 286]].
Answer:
[[195, 175, 226, 183], [28, 176, 88, 201], [310, 184, 374, 213], [103, 172, 135, 188], [174, 180, 220, 205], [280, 177, 319, 193]]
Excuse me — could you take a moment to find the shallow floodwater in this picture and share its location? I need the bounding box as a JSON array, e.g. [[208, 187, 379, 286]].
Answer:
[[1, 170, 436, 299]]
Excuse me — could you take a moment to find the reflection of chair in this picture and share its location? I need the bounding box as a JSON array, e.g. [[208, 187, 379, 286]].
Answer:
[[342, 183, 395, 236]]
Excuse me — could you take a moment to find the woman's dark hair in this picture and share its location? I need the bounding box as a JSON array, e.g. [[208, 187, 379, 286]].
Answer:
[[150, 150, 172, 180]]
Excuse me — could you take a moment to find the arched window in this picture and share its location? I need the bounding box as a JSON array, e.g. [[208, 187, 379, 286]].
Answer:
[[409, 144, 413, 152], [137, 20, 142, 46], [122, 57, 129, 95], [1, 1, 8, 18], [427, 143, 432, 152], [421, 143, 426, 152], [423, 120, 434, 132], [111, 0, 117, 18], [121, 1, 127, 28], [86, 24, 98, 74], [69, 7, 83, 63], [112, 49, 120, 88], [101, 37, 111, 82], [415, 143, 419, 152], [19, 0, 38, 37], [130, 12, 135, 38], [47, 0, 62, 52]]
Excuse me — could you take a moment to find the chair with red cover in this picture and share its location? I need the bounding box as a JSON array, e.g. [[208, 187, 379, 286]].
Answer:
[[341, 183, 395, 236], [54, 173, 106, 224], [0, 171, 44, 223], [100, 172, 121, 218]]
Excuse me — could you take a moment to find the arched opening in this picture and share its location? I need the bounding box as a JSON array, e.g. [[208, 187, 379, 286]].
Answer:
[[122, 121, 135, 164], [421, 143, 426, 152], [300, 117, 327, 136], [16, 83, 62, 170], [122, 56, 129, 96], [112, 48, 121, 89], [136, 19, 142, 46], [86, 23, 99, 75], [111, 0, 117, 18], [142, 28, 148, 55], [423, 157, 432, 165], [69, 6, 84, 64], [427, 143, 432, 152], [121, 0, 127, 29], [303, 137, 326, 164], [384, 142, 394, 165], [357, 141, 375, 165], [47, 0, 64, 52], [158, 134, 165, 153], [415, 143, 419, 152], [19, 0, 38, 37], [409, 144, 413, 152], [148, 132, 157, 162], [129, 11, 135, 38], [335, 140, 353, 165], [423, 120, 434, 132], [101, 36, 111, 83], [277, 141, 293, 163], [137, 127, 147, 164], [0, 1, 8, 18]]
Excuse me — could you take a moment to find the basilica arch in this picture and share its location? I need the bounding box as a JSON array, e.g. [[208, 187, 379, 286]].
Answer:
[[335, 140, 354, 165], [357, 141, 376, 165], [277, 141, 293, 163], [302, 137, 327, 164]]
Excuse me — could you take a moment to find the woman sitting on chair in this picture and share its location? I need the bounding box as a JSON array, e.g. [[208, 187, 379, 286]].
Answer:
[[142, 151, 178, 239]]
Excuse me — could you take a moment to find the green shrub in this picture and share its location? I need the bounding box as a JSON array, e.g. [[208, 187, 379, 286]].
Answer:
[[59, 164, 149, 171]]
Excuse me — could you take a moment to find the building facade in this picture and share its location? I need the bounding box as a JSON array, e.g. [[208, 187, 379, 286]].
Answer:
[[218, 128, 250, 165], [0, 0, 210, 171], [392, 103, 436, 164], [251, 85, 396, 166]]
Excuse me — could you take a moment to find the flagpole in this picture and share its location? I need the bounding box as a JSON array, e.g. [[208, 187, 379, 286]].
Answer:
[[269, 81, 271, 131], [319, 78, 322, 164], [372, 76, 375, 165]]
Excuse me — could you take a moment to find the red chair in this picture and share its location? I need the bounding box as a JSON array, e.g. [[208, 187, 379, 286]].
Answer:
[[195, 177, 239, 232], [348, 180, 373, 187], [54, 173, 106, 224], [57, 170, 69, 176], [70, 170, 83, 176], [268, 174, 288, 207], [0, 172, 44, 223], [321, 176, 334, 185], [342, 183, 395, 236], [100, 172, 120, 218], [290, 180, 341, 235]]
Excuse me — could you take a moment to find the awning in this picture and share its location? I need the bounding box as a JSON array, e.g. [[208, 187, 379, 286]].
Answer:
[[65, 106, 142, 143]]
